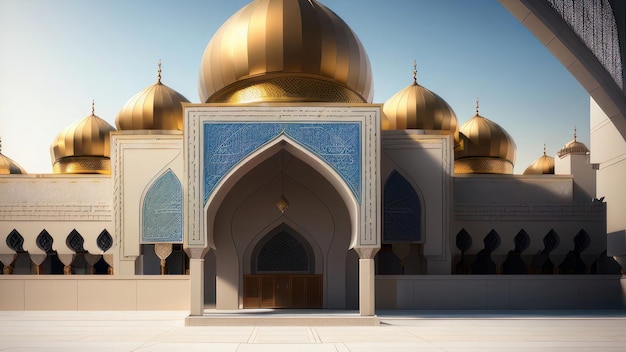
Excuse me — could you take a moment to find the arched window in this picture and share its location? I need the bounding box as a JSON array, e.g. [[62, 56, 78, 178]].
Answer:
[[142, 169, 183, 243], [252, 225, 314, 274], [7, 229, 25, 252], [383, 171, 421, 242]]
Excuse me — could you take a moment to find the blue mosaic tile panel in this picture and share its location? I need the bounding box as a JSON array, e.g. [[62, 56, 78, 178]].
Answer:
[[203, 122, 361, 205], [142, 169, 183, 243]]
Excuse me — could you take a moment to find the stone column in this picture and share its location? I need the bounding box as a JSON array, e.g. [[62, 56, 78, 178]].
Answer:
[[29, 254, 47, 275], [187, 248, 208, 316], [58, 254, 75, 275], [354, 247, 379, 316], [0, 254, 16, 274], [155, 243, 173, 275]]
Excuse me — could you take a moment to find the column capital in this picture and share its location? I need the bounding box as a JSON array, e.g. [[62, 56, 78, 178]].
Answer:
[[354, 247, 380, 260], [185, 247, 210, 260]]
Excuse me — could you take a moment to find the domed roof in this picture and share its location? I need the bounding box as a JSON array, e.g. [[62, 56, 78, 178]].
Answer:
[[198, 0, 373, 104], [523, 145, 555, 175], [51, 102, 117, 174], [382, 66, 458, 140], [454, 102, 517, 174], [557, 129, 589, 158], [116, 64, 190, 130], [0, 139, 27, 175]]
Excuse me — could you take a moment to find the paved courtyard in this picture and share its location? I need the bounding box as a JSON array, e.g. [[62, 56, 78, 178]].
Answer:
[[1, 310, 625, 351]]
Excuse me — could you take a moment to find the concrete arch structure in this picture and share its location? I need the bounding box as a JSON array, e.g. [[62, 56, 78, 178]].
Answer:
[[499, 0, 626, 272], [184, 105, 382, 315], [206, 142, 353, 309]]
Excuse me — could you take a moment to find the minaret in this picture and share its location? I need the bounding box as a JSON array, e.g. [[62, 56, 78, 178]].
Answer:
[[554, 128, 595, 202]]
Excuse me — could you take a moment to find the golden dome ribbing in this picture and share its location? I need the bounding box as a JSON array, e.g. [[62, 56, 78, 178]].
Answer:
[[454, 102, 517, 174], [523, 145, 555, 175], [558, 129, 589, 158], [51, 103, 117, 174], [382, 65, 458, 140], [198, 0, 373, 104], [0, 138, 27, 174], [116, 63, 190, 130]]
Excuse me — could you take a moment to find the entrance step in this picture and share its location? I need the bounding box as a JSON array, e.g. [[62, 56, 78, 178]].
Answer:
[[186, 309, 380, 326]]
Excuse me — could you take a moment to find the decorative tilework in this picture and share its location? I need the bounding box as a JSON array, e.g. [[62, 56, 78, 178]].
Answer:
[[142, 169, 183, 243], [203, 122, 361, 205]]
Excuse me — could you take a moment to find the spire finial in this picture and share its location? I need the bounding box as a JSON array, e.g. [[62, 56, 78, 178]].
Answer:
[[574, 126, 577, 141], [91, 99, 95, 115], [157, 59, 162, 83], [0, 136, 2, 154], [543, 143, 547, 156], [413, 60, 417, 84], [475, 97, 480, 114]]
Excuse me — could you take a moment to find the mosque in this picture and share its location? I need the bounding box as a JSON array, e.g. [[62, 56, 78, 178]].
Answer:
[[0, 0, 624, 317]]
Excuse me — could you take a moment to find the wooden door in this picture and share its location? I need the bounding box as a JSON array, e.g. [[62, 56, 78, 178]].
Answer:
[[243, 274, 322, 308]]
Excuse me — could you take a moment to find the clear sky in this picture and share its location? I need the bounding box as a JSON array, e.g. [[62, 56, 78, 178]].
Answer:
[[0, 0, 589, 174]]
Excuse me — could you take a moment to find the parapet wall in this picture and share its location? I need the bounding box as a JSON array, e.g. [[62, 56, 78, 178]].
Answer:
[[0, 276, 190, 310], [376, 275, 625, 310]]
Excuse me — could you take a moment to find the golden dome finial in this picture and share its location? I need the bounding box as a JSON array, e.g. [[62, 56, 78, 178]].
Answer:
[[413, 60, 418, 84], [543, 143, 547, 156], [91, 99, 95, 115], [157, 59, 162, 84], [0, 136, 2, 154], [573, 126, 577, 141], [475, 98, 480, 114]]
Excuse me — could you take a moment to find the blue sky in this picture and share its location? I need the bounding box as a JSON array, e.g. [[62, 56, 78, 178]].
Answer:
[[0, 0, 589, 174]]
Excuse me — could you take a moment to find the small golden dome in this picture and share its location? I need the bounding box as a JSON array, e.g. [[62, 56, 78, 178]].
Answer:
[[198, 0, 373, 104], [51, 103, 116, 174], [558, 129, 589, 158], [382, 66, 458, 140], [454, 102, 517, 174], [523, 145, 555, 175], [116, 64, 190, 130], [0, 139, 27, 174]]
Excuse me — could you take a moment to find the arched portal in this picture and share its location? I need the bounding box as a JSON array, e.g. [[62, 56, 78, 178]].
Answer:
[[209, 145, 353, 310], [184, 106, 382, 315]]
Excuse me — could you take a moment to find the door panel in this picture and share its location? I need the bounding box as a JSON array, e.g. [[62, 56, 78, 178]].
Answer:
[[243, 275, 260, 308], [260, 275, 274, 308], [306, 275, 322, 308], [291, 276, 307, 308], [244, 274, 322, 309], [274, 275, 290, 308]]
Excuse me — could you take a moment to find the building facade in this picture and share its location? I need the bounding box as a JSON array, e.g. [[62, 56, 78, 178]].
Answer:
[[0, 0, 623, 315]]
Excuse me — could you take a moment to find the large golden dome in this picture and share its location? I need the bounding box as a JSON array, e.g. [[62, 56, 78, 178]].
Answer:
[[523, 145, 555, 175], [51, 103, 117, 174], [382, 68, 458, 140], [198, 0, 373, 104], [116, 66, 190, 130], [0, 139, 27, 174], [454, 103, 516, 174]]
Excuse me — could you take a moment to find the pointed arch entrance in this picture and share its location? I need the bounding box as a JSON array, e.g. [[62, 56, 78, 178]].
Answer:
[[184, 106, 381, 316], [209, 145, 351, 310]]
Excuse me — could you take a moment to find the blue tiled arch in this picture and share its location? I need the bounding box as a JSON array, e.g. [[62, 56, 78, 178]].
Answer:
[[142, 169, 183, 243], [203, 122, 361, 206]]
